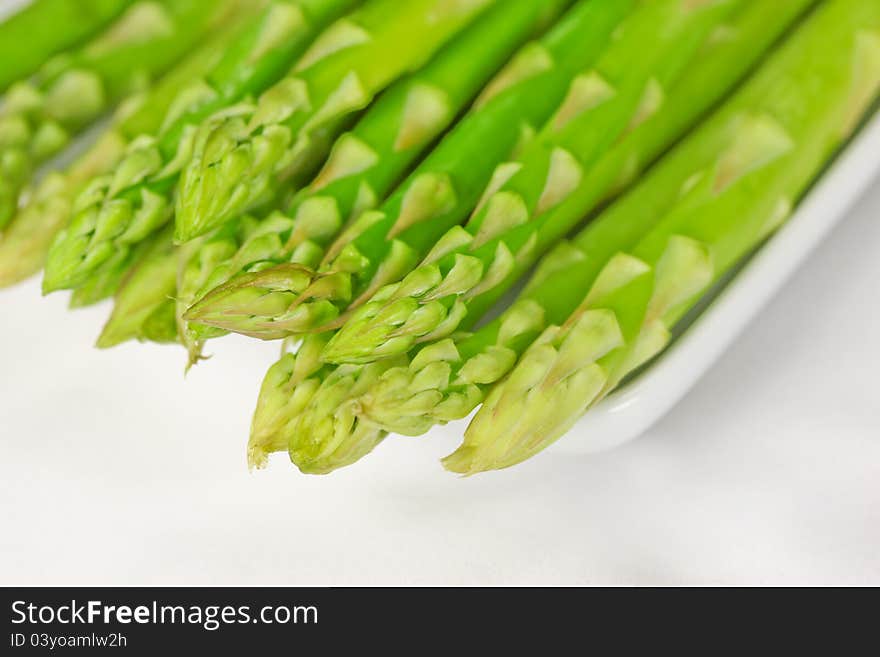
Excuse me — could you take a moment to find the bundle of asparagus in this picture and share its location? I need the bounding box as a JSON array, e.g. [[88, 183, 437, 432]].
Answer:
[[243, 0, 817, 473], [266, 0, 826, 471], [450, 0, 880, 474], [0, 0, 876, 478]]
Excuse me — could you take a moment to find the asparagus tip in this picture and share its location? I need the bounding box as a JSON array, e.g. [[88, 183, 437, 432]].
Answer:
[[288, 414, 386, 476], [247, 429, 288, 472], [321, 298, 424, 365], [42, 234, 91, 294], [321, 262, 473, 365], [175, 108, 288, 243], [440, 446, 481, 476], [95, 326, 130, 350], [285, 365, 392, 475], [184, 265, 345, 338]]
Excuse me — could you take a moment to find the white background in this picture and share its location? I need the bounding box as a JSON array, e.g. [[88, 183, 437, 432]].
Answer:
[[1, 0, 878, 586], [0, 176, 877, 586]]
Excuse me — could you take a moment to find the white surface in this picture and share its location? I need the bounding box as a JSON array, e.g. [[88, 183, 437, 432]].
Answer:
[[0, 0, 877, 586], [571, 110, 880, 456], [0, 177, 878, 586]]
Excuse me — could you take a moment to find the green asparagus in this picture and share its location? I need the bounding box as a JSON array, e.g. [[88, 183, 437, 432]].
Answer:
[[186, 0, 636, 345], [446, 0, 880, 475], [249, 333, 335, 468], [41, 0, 359, 293], [96, 227, 177, 348], [174, 0, 498, 243], [350, 0, 822, 439], [242, 0, 641, 471], [0, 131, 127, 288], [0, 0, 241, 230], [0, 0, 133, 93], [69, 240, 144, 308], [248, 0, 832, 474], [0, 23, 241, 289], [139, 299, 180, 345], [321, 0, 747, 365], [176, 217, 266, 365], [2, 0, 876, 482], [178, 0, 574, 364]]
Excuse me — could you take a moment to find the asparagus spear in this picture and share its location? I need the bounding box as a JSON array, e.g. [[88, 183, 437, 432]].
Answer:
[[178, 0, 574, 363], [40, 0, 359, 293], [174, 0, 499, 243], [186, 0, 636, 344], [321, 0, 747, 365], [0, 24, 241, 289], [249, 0, 827, 473], [96, 227, 177, 348], [447, 0, 880, 475], [0, 0, 133, 94], [0, 0, 241, 230]]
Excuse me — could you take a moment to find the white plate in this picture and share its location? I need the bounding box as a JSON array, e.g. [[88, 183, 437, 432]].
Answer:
[[555, 109, 880, 456]]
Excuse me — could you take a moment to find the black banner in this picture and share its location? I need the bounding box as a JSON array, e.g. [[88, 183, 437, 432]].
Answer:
[[3, 587, 863, 652], [1, 587, 594, 652]]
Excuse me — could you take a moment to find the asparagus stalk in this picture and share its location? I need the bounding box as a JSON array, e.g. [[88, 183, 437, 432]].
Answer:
[[96, 227, 177, 348], [321, 0, 747, 365], [0, 0, 241, 230], [174, 0, 498, 243], [447, 0, 880, 475], [40, 0, 358, 293], [0, 0, 133, 94], [0, 25, 240, 289], [179, 0, 574, 363], [186, 0, 636, 345]]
